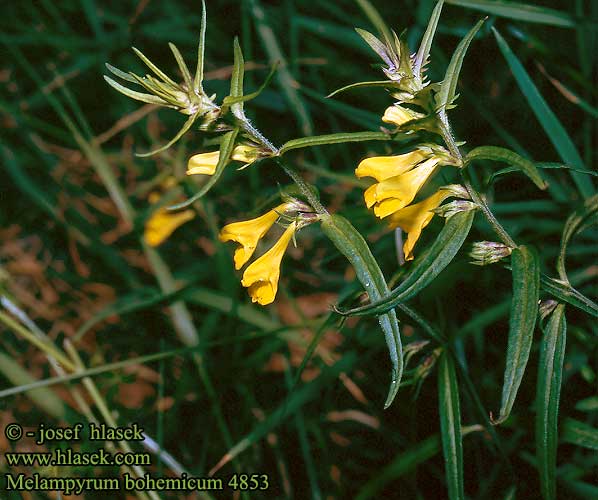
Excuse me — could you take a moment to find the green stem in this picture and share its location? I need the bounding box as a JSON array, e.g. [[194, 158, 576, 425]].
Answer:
[[462, 172, 517, 248], [438, 113, 517, 248], [277, 160, 328, 215]]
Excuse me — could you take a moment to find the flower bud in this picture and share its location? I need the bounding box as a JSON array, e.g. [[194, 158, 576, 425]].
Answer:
[[433, 200, 478, 218], [470, 241, 513, 266], [539, 300, 559, 321]]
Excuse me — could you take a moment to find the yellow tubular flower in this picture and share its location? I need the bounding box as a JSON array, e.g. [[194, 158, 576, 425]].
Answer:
[[187, 145, 257, 176], [387, 190, 452, 261], [368, 157, 440, 217], [355, 150, 430, 182], [382, 105, 423, 127], [144, 204, 195, 247], [241, 222, 297, 306], [219, 203, 291, 270]]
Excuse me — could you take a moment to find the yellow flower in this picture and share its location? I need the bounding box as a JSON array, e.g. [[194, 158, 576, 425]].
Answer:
[[144, 196, 195, 247], [367, 157, 440, 217], [219, 203, 291, 270], [387, 189, 452, 261], [382, 105, 424, 127], [187, 145, 258, 176], [241, 222, 297, 305], [355, 150, 430, 182]]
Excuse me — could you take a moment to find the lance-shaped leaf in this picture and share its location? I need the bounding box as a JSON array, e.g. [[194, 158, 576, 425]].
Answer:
[[465, 145, 548, 190], [132, 46, 178, 86], [493, 245, 540, 425], [557, 195, 598, 283], [327, 80, 402, 98], [279, 131, 389, 154], [168, 128, 239, 210], [355, 28, 394, 67], [103, 75, 171, 107], [228, 37, 245, 117], [414, 0, 445, 81], [436, 18, 485, 117], [222, 62, 278, 107], [168, 42, 193, 92], [320, 214, 402, 408], [136, 111, 201, 157], [536, 304, 567, 500], [540, 275, 598, 318], [438, 352, 465, 500], [338, 209, 476, 317], [194, 0, 207, 93], [355, 0, 394, 46]]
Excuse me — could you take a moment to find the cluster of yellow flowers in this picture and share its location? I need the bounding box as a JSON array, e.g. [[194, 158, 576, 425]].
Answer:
[[218, 202, 307, 305], [356, 104, 462, 260]]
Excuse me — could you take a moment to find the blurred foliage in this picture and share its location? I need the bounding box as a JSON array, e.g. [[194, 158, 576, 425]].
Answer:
[[1, 0, 596, 499]]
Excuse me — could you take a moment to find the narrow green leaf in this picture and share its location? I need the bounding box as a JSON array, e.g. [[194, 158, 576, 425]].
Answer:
[[327, 80, 401, 98], [557, 195, 598, 283], [446, 0, 574, 28], [540, 275, 598, 318], [279, 131, 389, 154], [105, 63, 138, 83], [320, 214, 402, 408], [414, 0, 445, 79], [222, 62, 278, 107], [135, 112, 199, 157], [355, 28, 392, 66], [167, 128, 239, 210], [168, 42, 193, 91], [132, 47, 177, 87], [536, 304, 567, 500], [194, 0, 207, 93], [465, 145, 548, 190], [437, 18, 485, 116], [230, 37, 245, 115], [103, 75, 169, 106], [494, 245, 540, 424], [438, 353, 464, 500], [354, 0, 394, 46], [339, 209, 476, 317], [562, 418, 598, 450], [493, 28, 594, 198]]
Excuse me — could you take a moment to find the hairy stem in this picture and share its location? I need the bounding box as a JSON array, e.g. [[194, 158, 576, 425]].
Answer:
[[439, 113, 517, 248]]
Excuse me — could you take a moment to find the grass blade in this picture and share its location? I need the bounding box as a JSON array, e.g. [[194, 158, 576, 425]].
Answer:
[[493, 28, 595, 198], [446, 0, 574, 28]]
